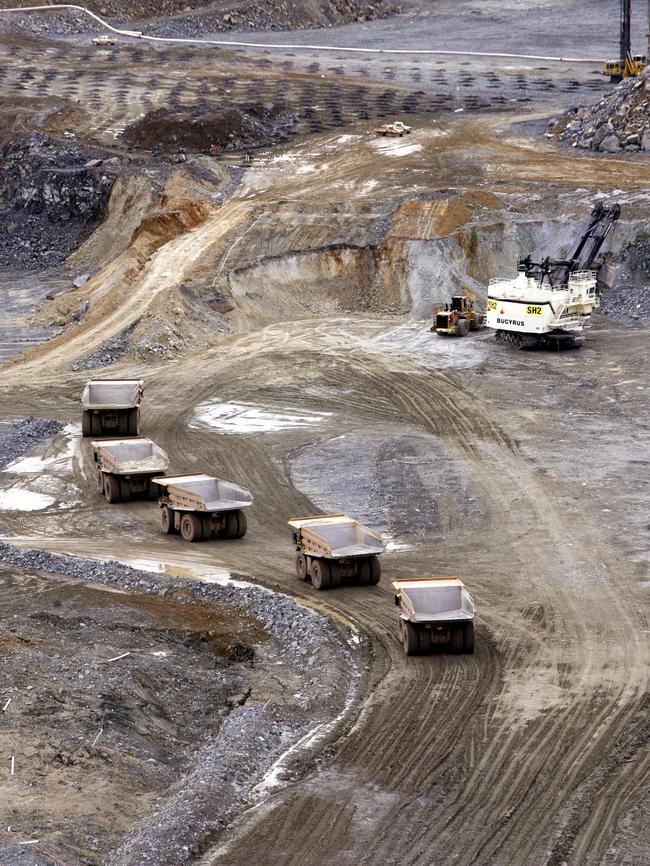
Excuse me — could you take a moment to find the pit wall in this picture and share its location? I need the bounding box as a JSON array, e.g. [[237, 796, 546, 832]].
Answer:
[[219, 215, 623, 324]]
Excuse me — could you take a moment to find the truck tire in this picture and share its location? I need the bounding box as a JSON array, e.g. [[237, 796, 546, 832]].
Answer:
[[358, 559, 371, 585], [223, 510, 247, 539], [402, 620, 419, 656], [329, 561, 342, 589], [368, 555, 381, 585], [104, 474, 122, 504], [90, 413, 102, 436], [463, 622, 475, 654], [200, 513, 213, 539], [147, 479, 159, 501], [82, 411, 92, 437], [451, 625, 465, 654], [161, 505, 175, 534], [127, 408, 139, 436], [223, 511, 237, 539], [97, 471, 105, 494], [417, 627, 431, 654], [311, 559, 331, 591], [455, 318, 469, 337], [233, 509, 247, 539], [118, 413, 129, 436], [295, 552, 308, 581], [180, 512, 204, 542], [119, 478, 131, 502]]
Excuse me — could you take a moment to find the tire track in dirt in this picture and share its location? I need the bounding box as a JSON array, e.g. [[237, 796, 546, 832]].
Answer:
[[160, 321, 646, 866], [2, 314, 646, 865]]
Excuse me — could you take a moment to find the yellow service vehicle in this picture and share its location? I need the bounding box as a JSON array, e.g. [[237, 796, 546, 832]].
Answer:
[[430, 296, 485, 337]]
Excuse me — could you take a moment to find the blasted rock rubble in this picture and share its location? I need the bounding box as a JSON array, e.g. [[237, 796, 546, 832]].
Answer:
[[0, 0, 398, 36], [552, 66, 650, 152], [0, 418, 63, 470], [0, 542, 358, 866], [0, 133, 115, 269]]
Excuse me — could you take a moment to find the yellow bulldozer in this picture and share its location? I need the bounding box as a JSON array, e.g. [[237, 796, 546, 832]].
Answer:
[[430, 295, 485, 337]]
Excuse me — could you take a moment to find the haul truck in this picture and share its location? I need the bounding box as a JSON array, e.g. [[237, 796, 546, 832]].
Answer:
[[92, 437, 169, 504], [393, 577, 475, 656], [289, 514, 385, 590], [153, 473, 253, 542], [81, 379, 144, 437]]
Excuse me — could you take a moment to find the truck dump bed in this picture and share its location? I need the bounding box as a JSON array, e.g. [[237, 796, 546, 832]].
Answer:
[[393, 577, 474, 623], [92, 437, 169, 475], [152, 473, 253, 513], [82, 379, 144, 409], [289, 514, 384, 558]]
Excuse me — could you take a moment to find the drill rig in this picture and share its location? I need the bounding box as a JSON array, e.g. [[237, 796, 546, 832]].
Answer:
[[485, 203, 621, 348]]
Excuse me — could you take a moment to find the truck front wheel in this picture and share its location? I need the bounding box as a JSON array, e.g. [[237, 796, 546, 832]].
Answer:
[[295, 552, 308, 580], [311, 559, 331, 591], [402, 620, 419, 656], [161, 505, 175, 534], [82, 411, 92, 437], [104, 474, 121, 504]]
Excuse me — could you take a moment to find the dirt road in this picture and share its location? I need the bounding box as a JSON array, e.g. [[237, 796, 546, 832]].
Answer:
[[0, 5, 649, 862], [1, 310, 648, 865]]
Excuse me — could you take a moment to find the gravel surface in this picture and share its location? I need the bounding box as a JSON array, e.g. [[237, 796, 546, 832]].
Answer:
[[71, 321, 137, 371], [0, 418, 63, 471], [598, 284, 650, 323], [0, 542, 358, 866]]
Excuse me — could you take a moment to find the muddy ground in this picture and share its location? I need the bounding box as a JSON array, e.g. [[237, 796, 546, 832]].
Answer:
[[0, 1, 649, 865]]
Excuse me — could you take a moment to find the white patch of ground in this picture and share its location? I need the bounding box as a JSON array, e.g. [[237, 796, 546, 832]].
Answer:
[[190, 401, 333, 434], [0, 489, 56, 511], [371, 138, 424, 157]]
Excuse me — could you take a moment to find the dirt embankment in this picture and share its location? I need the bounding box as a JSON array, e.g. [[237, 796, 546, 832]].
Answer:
[[0, 0, 399, 34], [0, 559, 264, 865], [0, 538, 357, 866], [124, 103, 294, 154]]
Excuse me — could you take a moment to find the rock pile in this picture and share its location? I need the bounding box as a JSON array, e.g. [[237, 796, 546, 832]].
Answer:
[[0, 0, 399, 36], [0, 133, 115, 268], [0, 417, 63, 470], [552, 67, 650, 153], [123, 102, 294, 153]]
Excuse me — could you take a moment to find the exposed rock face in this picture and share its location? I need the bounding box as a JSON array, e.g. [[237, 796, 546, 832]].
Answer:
[[550, 67, 650, 153], [0, 133, 115, 268]]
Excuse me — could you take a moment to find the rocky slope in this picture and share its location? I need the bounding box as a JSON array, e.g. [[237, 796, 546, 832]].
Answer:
[[0, 0, 399, 35], [551, 67, 650, 153], [0, 133, 116, 268]]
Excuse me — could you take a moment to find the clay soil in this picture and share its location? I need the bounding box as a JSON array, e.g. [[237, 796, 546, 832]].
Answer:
[[0, 2, 649, 865]]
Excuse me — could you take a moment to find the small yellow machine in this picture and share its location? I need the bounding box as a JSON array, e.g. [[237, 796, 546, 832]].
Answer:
[[430, 296, 485, 337], [602, 54, 646, 81]]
